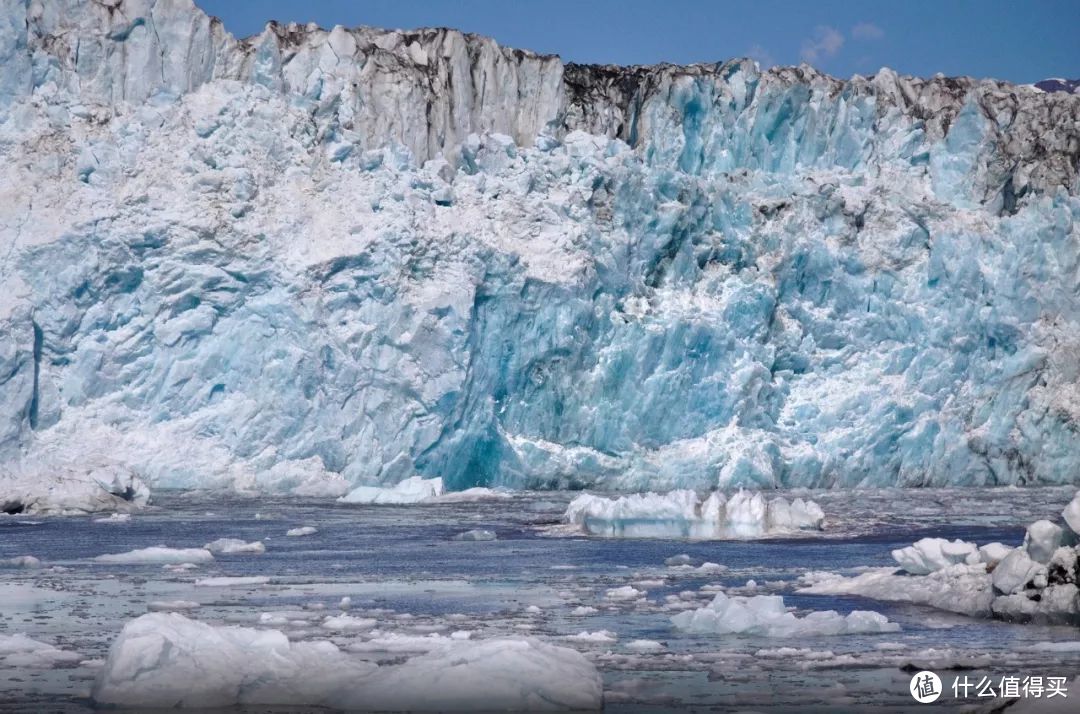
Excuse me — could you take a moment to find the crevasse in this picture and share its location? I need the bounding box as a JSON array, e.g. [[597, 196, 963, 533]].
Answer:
[[0, 0, 1078, 494]]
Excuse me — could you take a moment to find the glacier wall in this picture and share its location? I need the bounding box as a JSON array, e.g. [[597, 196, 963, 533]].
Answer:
[[0, 0, 1078, 493]]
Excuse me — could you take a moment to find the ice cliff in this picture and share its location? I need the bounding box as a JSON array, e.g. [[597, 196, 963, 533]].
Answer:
[[1, 0, 1079, 494]]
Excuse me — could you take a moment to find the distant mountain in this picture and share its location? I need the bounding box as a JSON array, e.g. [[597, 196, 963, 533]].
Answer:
[[1034, 78, 1080, 93]]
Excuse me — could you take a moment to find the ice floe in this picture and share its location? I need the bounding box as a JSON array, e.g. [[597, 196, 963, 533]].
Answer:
[[92, 613, 602, 710], [286, 526, 318, 536], [194, 576, 271, 587], [0, 633, 81, 668], [453, 529, 497, 541], [94, 547, 214, 565], [799, 565, 996, 617], [204, 538, 265, 554], [671, 592, 899, 637]]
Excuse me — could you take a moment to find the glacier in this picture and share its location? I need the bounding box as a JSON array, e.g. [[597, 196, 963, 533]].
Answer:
[[1, 0, 1079, 495]]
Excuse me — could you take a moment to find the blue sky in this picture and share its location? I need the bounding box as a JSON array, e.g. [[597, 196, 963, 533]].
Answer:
[[198, 1, 1078, 83]]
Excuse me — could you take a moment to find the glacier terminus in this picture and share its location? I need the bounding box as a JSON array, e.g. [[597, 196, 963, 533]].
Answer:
[[0, 0, 1078, 499]]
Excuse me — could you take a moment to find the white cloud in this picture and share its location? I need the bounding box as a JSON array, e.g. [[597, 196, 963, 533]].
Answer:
[[851, 22, 884, 41], [746, 44, 775, 68], [800, 25, 844, 64]]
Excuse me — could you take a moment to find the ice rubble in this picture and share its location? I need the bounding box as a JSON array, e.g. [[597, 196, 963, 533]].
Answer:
[[671, 592, 899, 637], [338, 476, 445, 504], [800, 490, 1080, 622], [92, 613, 602, 710], [0, 459, 150, 515], [0, 0, 1079, 495], [565, 489, 824, 537]]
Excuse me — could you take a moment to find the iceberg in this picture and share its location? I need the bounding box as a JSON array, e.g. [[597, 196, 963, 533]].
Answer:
[[799, 565, 996, 617], [0, 0, 1078, 495], [671, 592, 899, 637], [91, 613, 602, 711], [565, 489, 824, 538]]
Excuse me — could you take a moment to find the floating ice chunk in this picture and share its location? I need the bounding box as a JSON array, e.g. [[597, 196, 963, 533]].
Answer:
[[564, 489, 824, 538], [147, 601, 200, 612], [453, 529, 496, 541], [977, 542, 1012, 566], [204, 538, 265, 554], [91, 613, 376, 708], [570, 606, 599, 615], [891, 538, 981, 575], [339, 597, 352, 610], [625, 639, 665, 652], [671, 592, 899, 637], [94, 547, 214, 565], [0, 634, 81, 668], [163, 563, 200, 572], [1, 555, 41, 569], [93, 513, 131, 523], [664, 554, 694, 566], [992, 548, 1046, 595], [605, 586, 646, 601], [1024, 520, 1064, 563], [1063, 492, 1080, 536], [321, 615, 377, 631], [258, 613, 290, 627], [343, 637, 602, 711], [337, 477, 445, 505], [286, 526, 317, 537], [194, 576, 271, 587], [799, 565, 995, 617], [565, 630, 617, 643]]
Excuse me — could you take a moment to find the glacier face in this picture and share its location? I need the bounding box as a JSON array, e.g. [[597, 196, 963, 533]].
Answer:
[[0, 0, 1078, 493]]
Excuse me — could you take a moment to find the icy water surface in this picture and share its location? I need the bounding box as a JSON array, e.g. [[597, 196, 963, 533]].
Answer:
[[2, 487, 1079, 712]]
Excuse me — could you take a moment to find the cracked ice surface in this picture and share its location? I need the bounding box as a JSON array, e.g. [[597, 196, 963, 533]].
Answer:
[[1, 0, 1079, 495]]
